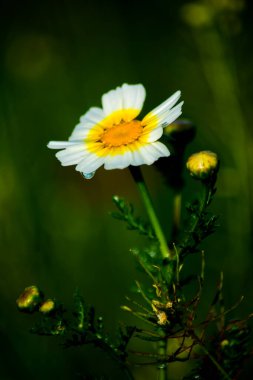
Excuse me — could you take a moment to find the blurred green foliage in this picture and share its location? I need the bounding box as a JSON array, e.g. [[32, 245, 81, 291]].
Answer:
[[1, 0, 253, 378]]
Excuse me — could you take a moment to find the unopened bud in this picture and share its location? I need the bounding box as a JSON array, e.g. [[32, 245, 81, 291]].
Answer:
[[220, 339, 230, 348], [163, 119, 195, 137], [16, 285, 42, 313], [186, 151, 218, 180], [164, 119, 196, 145], [156, 119, 196, 191], [39, 299, 55, 314]]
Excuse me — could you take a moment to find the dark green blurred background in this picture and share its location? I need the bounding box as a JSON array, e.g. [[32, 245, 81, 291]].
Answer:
[[1, 0, 253, 378]]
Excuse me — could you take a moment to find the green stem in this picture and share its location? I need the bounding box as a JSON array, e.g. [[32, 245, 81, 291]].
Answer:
[[157, 338, 168, 380], [129, 166, 171, 260], [179, 182, 209, 255]]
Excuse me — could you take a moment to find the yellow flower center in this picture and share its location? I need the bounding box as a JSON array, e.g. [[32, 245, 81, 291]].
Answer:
[[101, 120, 142, 147]]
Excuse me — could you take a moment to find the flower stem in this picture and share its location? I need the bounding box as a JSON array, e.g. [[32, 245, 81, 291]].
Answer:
[[179, 182, 209, 255], [129, 166, 171, 260]]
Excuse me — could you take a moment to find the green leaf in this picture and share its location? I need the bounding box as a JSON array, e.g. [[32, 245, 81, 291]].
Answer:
[[111, 196, 156, 240]]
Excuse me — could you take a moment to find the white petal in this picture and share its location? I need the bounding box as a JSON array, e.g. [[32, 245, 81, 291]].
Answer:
[[80, 107, 105, 125], [101, 83, 146, 116], [47, 141, 77, 149], [121, 83, 146, 111], [75, 154, 105, 173], [69, 122, 96, 141], [143, 90, 181, 124], [150, 91, 181, 116], [128, 143, 147, 166], [131, 142, 170, 167], [143, 127, 163, 142], [134, 145, 156, 165], [71, 122, 95, 132], [69, 128, 90, 141], [58, 153, 87, 166], [102, 87, 123, 115], [69, 124, 103, 141], [56, 145, 88, 166], [104, 149, 132, 170], [57, 144, 86, 153], [150, 141, 170, 157], [160, 102, 184, 127], [58, 108, 105, 144]]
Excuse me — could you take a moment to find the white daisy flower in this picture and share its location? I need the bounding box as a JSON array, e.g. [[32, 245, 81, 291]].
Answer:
[[48, 83, 183, 179]]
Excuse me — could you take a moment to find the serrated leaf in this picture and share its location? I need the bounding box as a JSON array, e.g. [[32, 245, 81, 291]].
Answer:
[[111, 196, 156, 240]]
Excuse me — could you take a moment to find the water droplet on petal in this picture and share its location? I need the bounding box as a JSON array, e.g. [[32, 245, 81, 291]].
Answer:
[[81, 171, 95, 180]]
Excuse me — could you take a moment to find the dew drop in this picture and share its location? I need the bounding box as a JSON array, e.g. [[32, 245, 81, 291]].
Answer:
[[82, 171, 95, 180]]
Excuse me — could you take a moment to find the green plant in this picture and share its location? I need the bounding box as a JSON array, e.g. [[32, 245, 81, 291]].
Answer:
[[17, 85, 252, 379]]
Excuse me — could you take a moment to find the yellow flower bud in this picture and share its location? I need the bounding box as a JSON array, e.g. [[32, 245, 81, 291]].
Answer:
[[39, 299, 55, 314], [220, 339, 230, 348], [16, 285, 42, 312], [186, 151, 218, 180]]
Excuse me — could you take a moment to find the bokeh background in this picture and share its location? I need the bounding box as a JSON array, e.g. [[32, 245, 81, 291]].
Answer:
[[1, 0, 253, 378]]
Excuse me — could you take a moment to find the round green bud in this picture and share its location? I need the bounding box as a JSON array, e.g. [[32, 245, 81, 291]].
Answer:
[[186, 151, 218, 180], [16, 285, 42, 313], [39, 299, 55, 314]]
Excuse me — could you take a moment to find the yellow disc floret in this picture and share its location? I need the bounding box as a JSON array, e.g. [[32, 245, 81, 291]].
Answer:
[[101, 120, 142, 147]]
